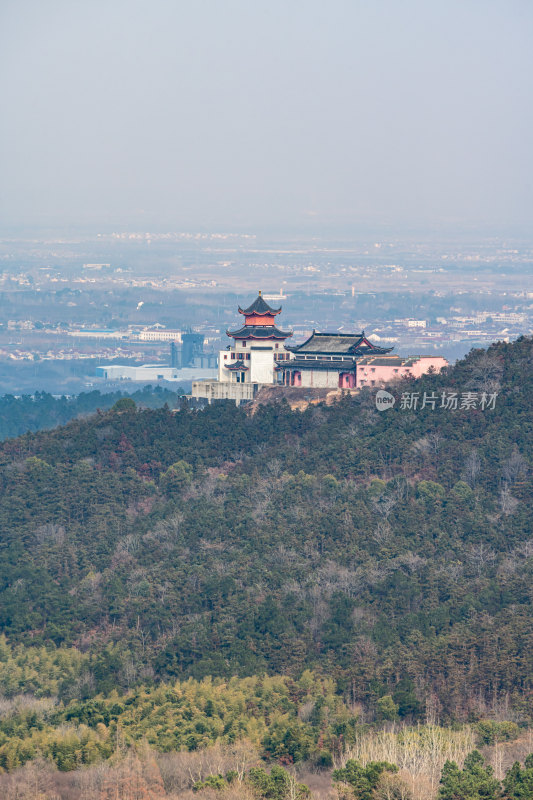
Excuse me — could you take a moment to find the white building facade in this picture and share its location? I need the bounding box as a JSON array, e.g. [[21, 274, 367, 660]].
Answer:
[[192, 293, 292, 404]]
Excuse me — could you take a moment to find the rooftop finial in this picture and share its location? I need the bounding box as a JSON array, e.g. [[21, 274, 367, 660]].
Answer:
[[258, 289, 262, 295]]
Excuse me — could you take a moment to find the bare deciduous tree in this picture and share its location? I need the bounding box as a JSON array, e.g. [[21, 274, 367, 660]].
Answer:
[[468, 353, 503, 393], [35, 523, 66, 546], [157, 741, 258, 793], [467, 542, 496, 576], [462, 450, 481, 489], [398, 552, 427, 574], [499, 486, 519, 517], [1, 758, 59, 800], [372, 519, 393, 545], [502, 448, 528, 485], [412, 433, 442, 461], [515, 539, 533, 559], [372, 494, 397, 519]]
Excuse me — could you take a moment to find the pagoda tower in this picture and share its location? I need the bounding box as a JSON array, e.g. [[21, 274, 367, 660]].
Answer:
[[227, 291, 293, 343], [218, 291, 292, 387]]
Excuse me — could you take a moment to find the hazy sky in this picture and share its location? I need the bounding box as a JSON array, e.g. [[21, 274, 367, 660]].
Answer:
[[1, 0, 532, 232]]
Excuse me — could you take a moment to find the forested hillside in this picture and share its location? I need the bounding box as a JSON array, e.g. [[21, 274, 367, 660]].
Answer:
[[0, 385, 183, 441], [0, 337, 532, 795]]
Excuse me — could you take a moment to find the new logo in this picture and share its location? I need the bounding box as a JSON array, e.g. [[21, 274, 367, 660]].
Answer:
[[375, 390, 396, 411]]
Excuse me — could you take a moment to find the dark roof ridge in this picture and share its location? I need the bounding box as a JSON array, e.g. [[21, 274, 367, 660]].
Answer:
[[227, 324, 293, 339], [225, 359, 249, 370], [238, 292, 281, 316], [308, 331, 364, 338], [287, 330, 393, 355]]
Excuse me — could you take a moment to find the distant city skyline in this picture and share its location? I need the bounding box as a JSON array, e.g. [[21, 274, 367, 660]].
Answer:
[[1, 0, 532, 232]]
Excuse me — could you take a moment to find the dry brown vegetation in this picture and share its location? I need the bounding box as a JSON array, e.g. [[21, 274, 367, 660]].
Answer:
[[1, 727, 533, 800], [335, 724, 477, 799], [0, 741, 260, 800]]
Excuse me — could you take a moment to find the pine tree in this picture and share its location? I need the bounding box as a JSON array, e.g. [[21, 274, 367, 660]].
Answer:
[[438, 751, 500, 800]]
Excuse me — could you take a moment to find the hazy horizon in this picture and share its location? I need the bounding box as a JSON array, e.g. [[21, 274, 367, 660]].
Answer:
[[1, 0, 532, 233]]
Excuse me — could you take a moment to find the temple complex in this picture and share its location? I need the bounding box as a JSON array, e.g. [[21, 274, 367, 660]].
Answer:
[[277, 331, 393, 388], [190, 292, 448, 405]]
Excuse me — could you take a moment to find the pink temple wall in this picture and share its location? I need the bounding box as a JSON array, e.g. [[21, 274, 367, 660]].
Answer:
[[357, 356, 448, 388], [407, 356, 448, 378]]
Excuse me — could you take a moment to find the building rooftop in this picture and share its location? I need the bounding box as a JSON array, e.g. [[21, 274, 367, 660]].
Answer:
[[224, 359, 249, 371], [358, 355, 404, 366], [227, 324, 292, 340], [238, 292, 281, 316], [289, 331, 393, 356]]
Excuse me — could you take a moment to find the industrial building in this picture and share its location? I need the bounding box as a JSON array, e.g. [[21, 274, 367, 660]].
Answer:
[[95, 364, 217, 382]]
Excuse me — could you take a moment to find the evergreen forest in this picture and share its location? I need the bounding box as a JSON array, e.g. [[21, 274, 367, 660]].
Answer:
[[0, 336, 532, 798], [0, 385, 184, 441]]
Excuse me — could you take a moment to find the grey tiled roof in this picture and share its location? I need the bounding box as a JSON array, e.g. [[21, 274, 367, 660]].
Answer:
[[224, 359, 249, 370], [289, 331, 393, 355], [227, 325, 292, 339], [238, 294, 281, 316]]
